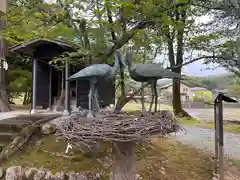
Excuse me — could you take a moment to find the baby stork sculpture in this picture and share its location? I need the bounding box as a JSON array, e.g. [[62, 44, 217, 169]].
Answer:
[[67, 51, 124, 118], [125, 53, 182, 114]]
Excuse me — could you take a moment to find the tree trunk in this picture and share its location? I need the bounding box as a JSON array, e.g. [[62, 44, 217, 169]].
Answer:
[[0, 65, 11, 112], [27, 92, 32, 105], [23, 92, 31, 105], [56, 71, 65, 110], [114, 83, 148, 113], [0, 4, 10, 112], [172, 68, 190, 117], [23, 92, 28, 105], [0, 85, 11, 112], [172, 76, 182, 115], [112, 142, 136, 180], [173, 6, 187, 116]]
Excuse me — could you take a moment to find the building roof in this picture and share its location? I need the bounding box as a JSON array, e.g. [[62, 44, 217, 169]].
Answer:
[[157, 78, 172, 89], [9, 38, 75, 57], [191, 87, 209, 91], [212, 89, 228, 94], [157, 78, 193, 89]]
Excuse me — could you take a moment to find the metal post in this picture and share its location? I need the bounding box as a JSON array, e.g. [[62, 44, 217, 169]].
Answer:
[[0, 5, 6, 87], [75, 79, 78, 111], [63, 60, 70, 115], [47, 66, 52, 111], [218, 95, 224, 180], [31, 59, 37, 114], [0, 59, 3, 84], [214, 102, 219, 174]]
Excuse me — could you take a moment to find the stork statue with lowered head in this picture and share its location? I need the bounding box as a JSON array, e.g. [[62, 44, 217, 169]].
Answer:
[[124, 53, 182, 114], [67, 51, 124, 118]]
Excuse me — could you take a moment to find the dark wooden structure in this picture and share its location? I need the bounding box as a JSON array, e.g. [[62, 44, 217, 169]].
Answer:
[[9, 38, 115, 114], [213, 92, 237, 180]]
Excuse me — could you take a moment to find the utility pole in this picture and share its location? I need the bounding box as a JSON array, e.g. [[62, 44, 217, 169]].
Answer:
[[0, 0, 11, 112], [0, 0, 7, 82]]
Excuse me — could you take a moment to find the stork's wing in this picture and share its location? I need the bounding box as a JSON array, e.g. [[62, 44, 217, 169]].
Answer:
[[134, 64, 181, 78], [68, 64, 111, 80]]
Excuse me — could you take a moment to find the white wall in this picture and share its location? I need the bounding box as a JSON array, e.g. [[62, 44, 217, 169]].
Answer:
[[158, 83, 194, 101]]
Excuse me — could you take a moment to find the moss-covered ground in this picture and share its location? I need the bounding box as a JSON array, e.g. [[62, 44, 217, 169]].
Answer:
[[3, 134, 213, 180]]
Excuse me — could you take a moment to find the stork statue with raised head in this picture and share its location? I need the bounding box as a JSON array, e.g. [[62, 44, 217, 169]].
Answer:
[[67, 51, 124, 118], [124, 53, 182, 114]]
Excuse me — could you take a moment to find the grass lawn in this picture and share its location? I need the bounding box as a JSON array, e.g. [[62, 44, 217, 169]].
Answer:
[[123, 102, 172, 112], [178, 117, 240, 134], [4, 135, 213, 180]]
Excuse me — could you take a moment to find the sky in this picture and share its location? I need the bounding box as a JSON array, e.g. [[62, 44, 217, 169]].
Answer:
[[181, 15, 228, 77], [182, 61, 227, 76], [155, 15, 229, 77]]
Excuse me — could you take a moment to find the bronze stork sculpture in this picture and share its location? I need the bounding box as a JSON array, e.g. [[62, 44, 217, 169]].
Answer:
[[124, 53, 182, 114], [67, 51, 124, 118]]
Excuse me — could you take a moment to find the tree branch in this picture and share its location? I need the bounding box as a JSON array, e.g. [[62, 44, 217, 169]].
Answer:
[[92, 19, 155, 64], [150, 45, 162, 60], [56, 0, 82, 37], [167, 55, 237, 69]]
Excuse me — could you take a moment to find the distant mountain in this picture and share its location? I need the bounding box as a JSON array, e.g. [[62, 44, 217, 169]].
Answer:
[[185, 73, 239, 90]]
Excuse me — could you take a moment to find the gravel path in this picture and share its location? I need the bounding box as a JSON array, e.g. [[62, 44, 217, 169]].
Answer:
[[184, 108, 240, 122], [174, 126, 240, 160]]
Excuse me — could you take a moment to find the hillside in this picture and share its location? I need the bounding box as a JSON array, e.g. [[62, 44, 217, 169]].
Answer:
[[185, 73, 240, 90]]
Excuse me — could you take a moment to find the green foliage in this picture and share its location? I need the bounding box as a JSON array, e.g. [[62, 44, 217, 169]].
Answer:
[[188, 33, 219, 51], [7, 1, 76, 45], [227, 84, 240, 99], [7, 69, 32, 94], [5, 0, 240, 114], [185, 73, 240, 90], [193, 90, 213, 104], [213, 40, 240, 76]]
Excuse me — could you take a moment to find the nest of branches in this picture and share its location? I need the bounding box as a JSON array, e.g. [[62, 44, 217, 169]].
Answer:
[[57, 112, 180, 148]]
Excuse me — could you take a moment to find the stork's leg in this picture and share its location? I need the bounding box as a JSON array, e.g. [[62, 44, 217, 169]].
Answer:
[[93, 86, 100, 113], [153, 81, 158, 113], [148, 82, 155, 113], [141, 83, 147, 116], [86, 81, 94, 119]]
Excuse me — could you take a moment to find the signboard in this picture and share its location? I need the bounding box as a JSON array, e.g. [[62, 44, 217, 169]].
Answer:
[[213, 92, 219, 102], [0, 0, 7, 15]]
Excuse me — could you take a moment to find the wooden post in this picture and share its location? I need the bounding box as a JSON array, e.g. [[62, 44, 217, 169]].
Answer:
[[0, 1, 6, 85], [213, 93, 237, 180], [31, 59, 37, 114], [0, 59, 3, 84], [0, 0, 11, 112], [112, 142, 136, 180], [75, 79, 78, 110], [47, 66, 52, 111], [63, 60, 70, 115]]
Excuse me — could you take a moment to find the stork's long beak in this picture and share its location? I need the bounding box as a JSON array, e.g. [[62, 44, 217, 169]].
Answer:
[[67, 74, 77, 81]]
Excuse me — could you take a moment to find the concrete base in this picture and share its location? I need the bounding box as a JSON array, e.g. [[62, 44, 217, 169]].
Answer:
[[62, 110, 70, 116], [46, 108, 51, 112], [30, 109, 37, 114]]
